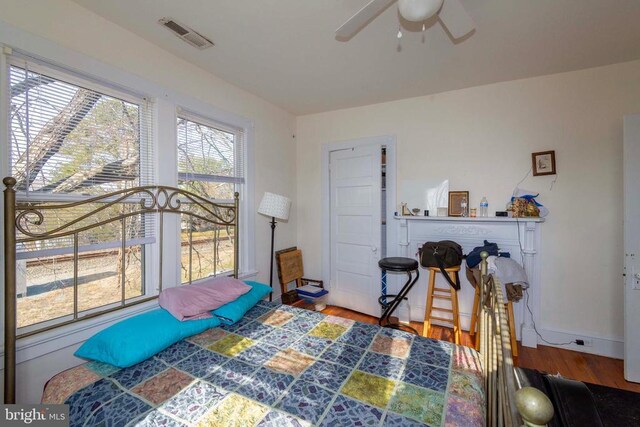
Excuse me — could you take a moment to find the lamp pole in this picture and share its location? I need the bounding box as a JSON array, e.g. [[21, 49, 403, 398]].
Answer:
[[268, 216, 276, 301], [258, 191, 291, 302]]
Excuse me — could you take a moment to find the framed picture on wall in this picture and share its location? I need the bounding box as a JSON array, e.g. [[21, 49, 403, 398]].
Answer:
[[448, 191, 469, 217], [532, 150, 556, 176]]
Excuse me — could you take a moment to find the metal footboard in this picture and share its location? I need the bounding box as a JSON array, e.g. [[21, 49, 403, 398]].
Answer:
[[479, 252, 554, 426]]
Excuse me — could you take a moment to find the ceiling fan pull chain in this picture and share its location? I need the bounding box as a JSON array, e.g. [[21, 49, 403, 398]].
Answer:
[[397, 25, 403, 39]]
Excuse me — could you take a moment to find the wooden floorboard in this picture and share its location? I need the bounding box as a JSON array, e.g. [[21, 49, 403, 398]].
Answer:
[[321, 305, 640, 393]]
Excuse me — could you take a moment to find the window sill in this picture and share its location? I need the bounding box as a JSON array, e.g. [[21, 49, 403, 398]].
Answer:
[[238, 269, 258, 280]]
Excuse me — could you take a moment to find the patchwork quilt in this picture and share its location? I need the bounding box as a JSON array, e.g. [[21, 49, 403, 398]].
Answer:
[[42, 301, 485, 426]]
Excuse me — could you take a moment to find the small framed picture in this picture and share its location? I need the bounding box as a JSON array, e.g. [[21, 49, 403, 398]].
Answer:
[[448, 191, 469, 217], [532, 150, 556, 176]]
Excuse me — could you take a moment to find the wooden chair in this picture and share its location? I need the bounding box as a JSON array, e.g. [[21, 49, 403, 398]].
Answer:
[[275, 247, 323, 302]]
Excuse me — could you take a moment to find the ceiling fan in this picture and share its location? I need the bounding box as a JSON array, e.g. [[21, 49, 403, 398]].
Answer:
[[336, 0, 475, 41]]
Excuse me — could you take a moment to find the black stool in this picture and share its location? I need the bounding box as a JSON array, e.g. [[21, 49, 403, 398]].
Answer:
[[378, 257, 420, 335]]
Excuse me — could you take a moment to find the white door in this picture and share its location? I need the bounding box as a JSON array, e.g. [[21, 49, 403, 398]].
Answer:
[[329, 144, 382, 316], [624, 113, 640, 383]]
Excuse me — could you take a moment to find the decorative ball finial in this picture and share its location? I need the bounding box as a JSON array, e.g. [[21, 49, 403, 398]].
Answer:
[[3, 177, 17, 188], [480, 251, 489, 260], [515, 387, 554, 426]]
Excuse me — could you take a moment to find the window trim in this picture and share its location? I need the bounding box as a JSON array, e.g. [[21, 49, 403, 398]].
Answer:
[[176, 108, 248, 283], [7, 55, 160, 333], [9, 51, 150, 106], [178, 108, 243, 136]]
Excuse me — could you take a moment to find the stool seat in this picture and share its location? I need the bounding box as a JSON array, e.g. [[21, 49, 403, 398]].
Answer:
[[427, 266, 460, 273], [378, 257, 419, 272]]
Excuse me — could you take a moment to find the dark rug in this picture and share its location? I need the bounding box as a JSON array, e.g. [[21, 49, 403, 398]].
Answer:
[[518, 367, 640, 427], [585, 382, 640, 427]]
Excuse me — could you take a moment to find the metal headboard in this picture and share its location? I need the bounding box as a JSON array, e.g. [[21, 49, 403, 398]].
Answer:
[[3, 176, 239, 403]]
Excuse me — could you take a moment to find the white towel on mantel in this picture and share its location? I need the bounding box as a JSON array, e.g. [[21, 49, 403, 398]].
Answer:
[[487, 256, 529, 289]]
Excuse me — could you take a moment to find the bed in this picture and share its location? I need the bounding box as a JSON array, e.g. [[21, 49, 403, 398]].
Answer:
[[41, 301, 485, 426], [3, 178, 553, 426]]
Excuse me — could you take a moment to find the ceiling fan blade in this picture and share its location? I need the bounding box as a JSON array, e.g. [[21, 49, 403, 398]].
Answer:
[[336, 0, 397, 40], [438, 0, 475, 39]]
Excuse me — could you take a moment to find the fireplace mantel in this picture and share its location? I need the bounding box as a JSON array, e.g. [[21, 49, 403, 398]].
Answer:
[[394, 215, 544, 348], [395, 215, 544, 223]]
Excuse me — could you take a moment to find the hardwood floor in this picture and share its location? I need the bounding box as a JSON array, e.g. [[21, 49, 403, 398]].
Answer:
[[323, 305, 474, 346], [321, 305, 640, 393], [517, 344, 640, 393]]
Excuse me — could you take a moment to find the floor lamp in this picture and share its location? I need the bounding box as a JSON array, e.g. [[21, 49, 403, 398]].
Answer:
[[258, 192, 291, 301]]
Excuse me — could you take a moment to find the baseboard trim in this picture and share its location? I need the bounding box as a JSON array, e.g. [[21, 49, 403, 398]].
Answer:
[[536, 327, 624, 360]]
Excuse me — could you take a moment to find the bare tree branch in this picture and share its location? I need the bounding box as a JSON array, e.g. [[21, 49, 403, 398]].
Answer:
[[10, 75, 55, 98], [35, 156, 139, 193], [13, 89, 102, 190]]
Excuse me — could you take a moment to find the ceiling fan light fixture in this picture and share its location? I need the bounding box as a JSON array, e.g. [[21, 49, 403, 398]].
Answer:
[[398, 0, 444, 22]]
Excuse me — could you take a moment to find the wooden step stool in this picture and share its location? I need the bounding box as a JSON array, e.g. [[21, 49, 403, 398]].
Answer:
[[423, 266, 461, 345]]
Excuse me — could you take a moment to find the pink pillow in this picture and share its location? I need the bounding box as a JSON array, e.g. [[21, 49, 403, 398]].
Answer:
[[159, 277, 252, 321]]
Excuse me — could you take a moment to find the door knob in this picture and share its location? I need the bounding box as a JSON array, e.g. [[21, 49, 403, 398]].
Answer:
[[371, 246, 378, 253]]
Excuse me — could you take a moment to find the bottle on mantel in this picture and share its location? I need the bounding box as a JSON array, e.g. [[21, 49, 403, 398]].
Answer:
[[480, 197, 489, 217], [460, 196, 468, 217]]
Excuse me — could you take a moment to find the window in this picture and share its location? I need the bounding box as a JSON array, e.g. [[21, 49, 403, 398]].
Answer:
[[8, 57, 155, 331], [176, 112, 244, 283]]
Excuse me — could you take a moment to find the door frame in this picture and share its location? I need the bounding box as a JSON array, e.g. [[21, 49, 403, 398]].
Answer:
[[624, 113, 640, 382], [321, 135, 398, 304]]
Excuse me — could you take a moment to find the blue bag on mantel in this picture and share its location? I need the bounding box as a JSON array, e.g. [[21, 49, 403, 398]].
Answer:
[[466, 240, 499, 268]]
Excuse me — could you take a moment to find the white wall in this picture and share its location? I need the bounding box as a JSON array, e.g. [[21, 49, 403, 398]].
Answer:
[[0, 0, 296, 402], [296, 60, 640, 354]]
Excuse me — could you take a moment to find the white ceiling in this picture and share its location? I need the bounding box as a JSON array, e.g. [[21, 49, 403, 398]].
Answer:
[[73, 0, 640, 115]]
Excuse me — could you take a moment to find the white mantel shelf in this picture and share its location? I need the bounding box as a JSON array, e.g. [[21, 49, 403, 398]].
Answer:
[[393, 214, 544, 349], [395, 215, 545, 223]]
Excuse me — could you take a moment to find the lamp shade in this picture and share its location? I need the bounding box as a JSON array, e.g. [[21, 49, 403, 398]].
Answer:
[[258, 192, 291, 220]]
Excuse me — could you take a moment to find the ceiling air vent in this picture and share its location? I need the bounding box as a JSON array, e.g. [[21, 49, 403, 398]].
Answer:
[[158, 18, 214, 49]]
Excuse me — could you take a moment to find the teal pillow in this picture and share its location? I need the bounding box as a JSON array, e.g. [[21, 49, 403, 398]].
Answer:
[[213, 281, 272, 324], [74, 308, 220, 368]]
